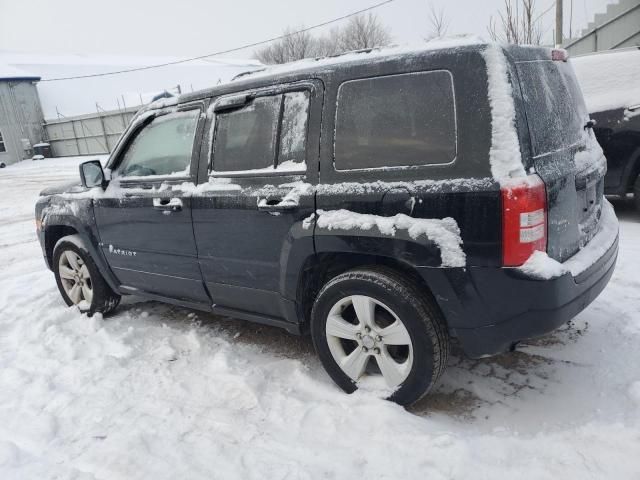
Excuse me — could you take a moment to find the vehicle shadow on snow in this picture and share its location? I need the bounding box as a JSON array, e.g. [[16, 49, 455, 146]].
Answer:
[[410, 321, 589, 418], [117, 298, 589, 420]]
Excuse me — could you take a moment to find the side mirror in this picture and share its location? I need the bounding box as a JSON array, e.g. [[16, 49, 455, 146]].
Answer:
[[79, 160, 106, 188]]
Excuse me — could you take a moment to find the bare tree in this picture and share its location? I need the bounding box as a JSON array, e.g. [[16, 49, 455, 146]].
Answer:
[[488, 0, 543, 45], [255, 14, 392, 65], [313, 28, 342, 57], [255, 27, 317, 64], [424, 3, 449, 40], [337, 13, 392, 51]]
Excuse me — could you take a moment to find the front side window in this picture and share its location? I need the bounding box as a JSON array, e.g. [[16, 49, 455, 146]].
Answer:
[[118, 110, 199, 178], [212, 90, 310, 173], [334, 71, 457, 170], [0, 130, 6, 153]]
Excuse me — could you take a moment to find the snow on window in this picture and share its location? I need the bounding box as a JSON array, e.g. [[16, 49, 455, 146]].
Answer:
[[278, 91, 309, 169], [304, 209, 465, 267], [481, 45, 526, 184], [334, 71, 456, 170], [213, 96, 280, 172]]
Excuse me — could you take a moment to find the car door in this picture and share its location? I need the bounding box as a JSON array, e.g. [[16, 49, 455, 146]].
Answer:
[[192, 81, 322, 320], [93, 101, 211, 306]]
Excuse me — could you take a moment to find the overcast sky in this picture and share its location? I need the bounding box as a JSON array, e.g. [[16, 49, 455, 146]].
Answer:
[[0, 0, 614, 59]]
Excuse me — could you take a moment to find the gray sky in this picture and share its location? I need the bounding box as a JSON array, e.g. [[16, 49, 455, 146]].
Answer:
[[0, 0, 614, 59]]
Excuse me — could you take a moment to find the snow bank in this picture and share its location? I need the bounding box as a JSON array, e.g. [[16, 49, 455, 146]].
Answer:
[[306, 209, 465, 267], [482, 45, 527, 184], [2, 156, 640, 479], [571, 49, 640, 114]]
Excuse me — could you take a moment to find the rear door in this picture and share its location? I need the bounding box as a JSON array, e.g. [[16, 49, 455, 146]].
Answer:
[[514, 58, 606, 262], [192, 81, 322, 319], [94, 102, 210, 305]]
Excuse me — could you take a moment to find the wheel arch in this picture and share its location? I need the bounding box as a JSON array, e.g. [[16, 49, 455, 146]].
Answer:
[[294, 252, 453, 333], [44, 216, 121, 293]]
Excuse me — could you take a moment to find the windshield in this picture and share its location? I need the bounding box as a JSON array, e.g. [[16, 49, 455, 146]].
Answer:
[[516, 60, 589, 157]]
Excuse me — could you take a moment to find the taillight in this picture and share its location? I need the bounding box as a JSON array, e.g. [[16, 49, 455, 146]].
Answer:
[[501, 174, 547, 266]]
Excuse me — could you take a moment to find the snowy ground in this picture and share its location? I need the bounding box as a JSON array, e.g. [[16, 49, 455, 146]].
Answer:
[[1, 157, 639, 479]]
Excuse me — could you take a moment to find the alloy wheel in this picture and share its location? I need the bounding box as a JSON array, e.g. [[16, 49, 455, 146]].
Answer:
[[325, 295, 413, 388], [58, 250, 93, 306]]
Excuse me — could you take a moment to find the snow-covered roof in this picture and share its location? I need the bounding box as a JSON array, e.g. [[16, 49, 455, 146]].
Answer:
[[0, 51, 262, 118], [0, 63, 40, 81], [571, 48, 640, 113], [232, 36, 485, 83]]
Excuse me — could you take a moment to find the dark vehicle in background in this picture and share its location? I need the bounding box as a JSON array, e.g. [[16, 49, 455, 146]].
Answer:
[[572, 48, 640, 210], [35, 42, 618, 406]]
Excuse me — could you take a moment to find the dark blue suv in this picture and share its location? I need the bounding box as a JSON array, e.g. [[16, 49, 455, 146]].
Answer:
[[35, 42, 618, 405]]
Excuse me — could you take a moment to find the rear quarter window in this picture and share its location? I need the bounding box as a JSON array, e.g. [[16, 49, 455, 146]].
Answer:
[[334, 71, 457, 171]]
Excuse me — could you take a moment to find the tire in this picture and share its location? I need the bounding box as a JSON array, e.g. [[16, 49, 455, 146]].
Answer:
[[634, 175, 640, 212], [53, 235, 121, 316], [310, 266, 449, 406]]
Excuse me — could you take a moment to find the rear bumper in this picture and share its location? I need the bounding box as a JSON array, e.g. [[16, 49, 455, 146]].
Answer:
[[418, 203, 619, 358], [453, 236, 617, 357]]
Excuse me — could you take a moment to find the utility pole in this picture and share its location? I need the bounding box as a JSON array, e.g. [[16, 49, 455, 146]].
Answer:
[[555, 0, 563, 47]]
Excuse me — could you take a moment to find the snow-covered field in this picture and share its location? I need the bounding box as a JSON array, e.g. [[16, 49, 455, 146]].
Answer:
[[1, 157, 639, 479]]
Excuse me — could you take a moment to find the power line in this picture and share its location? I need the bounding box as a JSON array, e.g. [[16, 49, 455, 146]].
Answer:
[[40, 0, 395, 82]]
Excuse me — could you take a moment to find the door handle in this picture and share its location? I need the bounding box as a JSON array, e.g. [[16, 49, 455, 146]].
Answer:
[[153, 197, 183, 212], [257, 198, 297, 213]]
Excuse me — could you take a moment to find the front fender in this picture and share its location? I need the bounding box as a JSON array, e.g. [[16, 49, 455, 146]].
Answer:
[[40, 198, 121, 293]]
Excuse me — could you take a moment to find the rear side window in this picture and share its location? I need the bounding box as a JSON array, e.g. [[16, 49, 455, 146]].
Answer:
[[213, 91, 310, 173], [278, 91, 310, 169], [213, 96, 281, 172], [516, 60, 589, 156], [118, 110, 199, 178], [334, 71, 456, 171]]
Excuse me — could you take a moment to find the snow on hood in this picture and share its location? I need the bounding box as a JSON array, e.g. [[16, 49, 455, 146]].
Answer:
[[571, 49, 640, 114], [39, 180, 84, 196]]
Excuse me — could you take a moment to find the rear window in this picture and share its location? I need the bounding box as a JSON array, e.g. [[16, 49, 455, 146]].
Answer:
[[213, 96, 281, 172], [334, 71, 457, 170], [212, 91, 310, 173], [516, 60, 589, 156]]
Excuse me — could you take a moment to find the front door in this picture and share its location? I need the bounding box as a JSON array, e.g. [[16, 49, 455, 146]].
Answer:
[[192, 81, 322, 320], [94, 102, 210, 305]]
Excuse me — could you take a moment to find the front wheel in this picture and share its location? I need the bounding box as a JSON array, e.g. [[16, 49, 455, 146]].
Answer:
[[53, 235, 121, 316], [310, 267, 449, 406]]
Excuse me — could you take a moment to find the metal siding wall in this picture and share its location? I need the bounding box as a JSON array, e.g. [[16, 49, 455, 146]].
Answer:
[[44, 107, 138, 157], [0, 81, 46, 165]]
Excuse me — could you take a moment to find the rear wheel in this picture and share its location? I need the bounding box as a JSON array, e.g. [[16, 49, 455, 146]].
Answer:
[[310, 267, 449, 406], [53, 235, 120, 316], [634, 175, 640, 212]]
